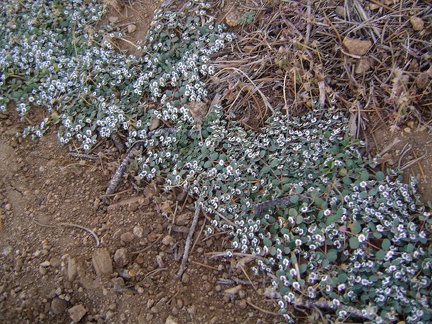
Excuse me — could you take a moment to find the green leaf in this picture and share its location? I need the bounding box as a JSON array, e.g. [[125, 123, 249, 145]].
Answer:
[[263, 238, 272, 247], [295, 186, 304, 194], [326, 249, 337, 262], [261, 166, 271, 174], [204, 160, 212, 168], [270, 159, 279, 168], [360, 171, 369, 181], [406, 243, 414, 253], [382, 239, 391, 250], [299, 264, 307, 273], [349, 236, 360, 249], [375, 171, 385, 181], [288, 208, 297, 217], [352, 222, 362, 235], [338, 273, 348, 283], [290, 195, 299, 204]]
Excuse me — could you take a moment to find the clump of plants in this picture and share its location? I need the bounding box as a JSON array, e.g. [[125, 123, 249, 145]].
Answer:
[[136, 102, 432, 323], [1, 1, 431, 323]]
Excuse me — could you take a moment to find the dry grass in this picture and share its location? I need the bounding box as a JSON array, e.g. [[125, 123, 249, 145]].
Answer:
[[208, 0, 431, 136]]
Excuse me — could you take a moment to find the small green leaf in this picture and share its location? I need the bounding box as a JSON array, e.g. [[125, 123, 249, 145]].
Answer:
[[261, 166, 271, 174], [299, 264, 307, 273], [349, 236, 360, 249], [326, 249, 338, 262], [288, 208, 298, 217], [290, 195, 299, 204], [406, 243, 414, 253], [338, 273, 348, 283], [382, 239, 391, 250], [375, 171, 385, 181], [295, 186, 304, 194], [263, 238, 272, 247], [270, 159, 279, 168], [360, 171, 369, 181], [352, 222, 362, 235]]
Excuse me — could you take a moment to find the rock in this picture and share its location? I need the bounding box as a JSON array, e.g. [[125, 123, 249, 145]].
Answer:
[[67, 257, 78, 281], [112, 277, 126, 293], [238, 299, 247, 309], [166, 315, 178, 324], [40, 260, 50, 267], [223, 284, 242, 296], [225, 10, 241, 27], [120, 232, 134, 243], [161, 235, 173, 246], [410, 16, 424, 31], [108, 16, 118, 24], [156, 254, 165, 268], [127, 24, 137, 33], [92, 248, 113, 276], [181, 272, 190, 284], [416, 72, 431, 89], [49, 257, 61, 268], [51, 297, 67, 315], [335, 6, 346, 18], [343, 37, 372, 56], [355, 57, 371, 74], [114, 248, 128, 267], [133, 226, 144, 238], [238, 289, 246, 299], [68, 304, 87, 322], [187, 305, 196, 315]]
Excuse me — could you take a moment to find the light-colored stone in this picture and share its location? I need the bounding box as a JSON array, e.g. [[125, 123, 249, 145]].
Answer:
[[68, 304, 87, 322], [120, 232, 134, 243], [410, 16, 424, 31], [114, 248, 128, 267], [181, 272, 189, 284], [161, 235, 173, 246], [92, 248, 113, 276], [225, 10, 241, 27], [67, 257, 77, 281], [355, 57, 371, 74], [166, 315, 178, 324], [343, 37, 372, 56], [108, 16, 119, 24], [127, 24, 137, 33], [133, 226, 144, 238], [335, 6, 346, 18]]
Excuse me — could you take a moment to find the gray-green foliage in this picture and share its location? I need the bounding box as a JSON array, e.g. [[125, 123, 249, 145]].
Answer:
[[0, 0, 231, 149], [138, 103, 432, 323], [1, 1, 431, 323]]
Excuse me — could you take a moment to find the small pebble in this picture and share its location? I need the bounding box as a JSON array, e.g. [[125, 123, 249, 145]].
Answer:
[[181, 272, 190, 284], [162, 235, 173, 246], [51, 297, 67, 315], [92, 248, 113, 276], [133, 226, 144, 238], [187, 305, 196, 315], [120, 232, 134, 243], [114, 248, 128, 267], [68, 304, 87, 322], [238, 299, 247, 309]]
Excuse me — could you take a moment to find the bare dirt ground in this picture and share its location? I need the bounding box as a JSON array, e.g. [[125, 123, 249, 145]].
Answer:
[[0, 0, 431, 323]]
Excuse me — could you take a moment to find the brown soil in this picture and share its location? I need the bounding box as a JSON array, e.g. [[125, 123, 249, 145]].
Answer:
[[0, 1, 431, 324]]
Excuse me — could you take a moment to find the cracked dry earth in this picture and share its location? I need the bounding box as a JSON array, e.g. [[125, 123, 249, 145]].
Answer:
[[0, 112, 282, 324]]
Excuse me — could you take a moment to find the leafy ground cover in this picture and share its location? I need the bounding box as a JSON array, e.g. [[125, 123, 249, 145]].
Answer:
[[1, 0, 431, 323]]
